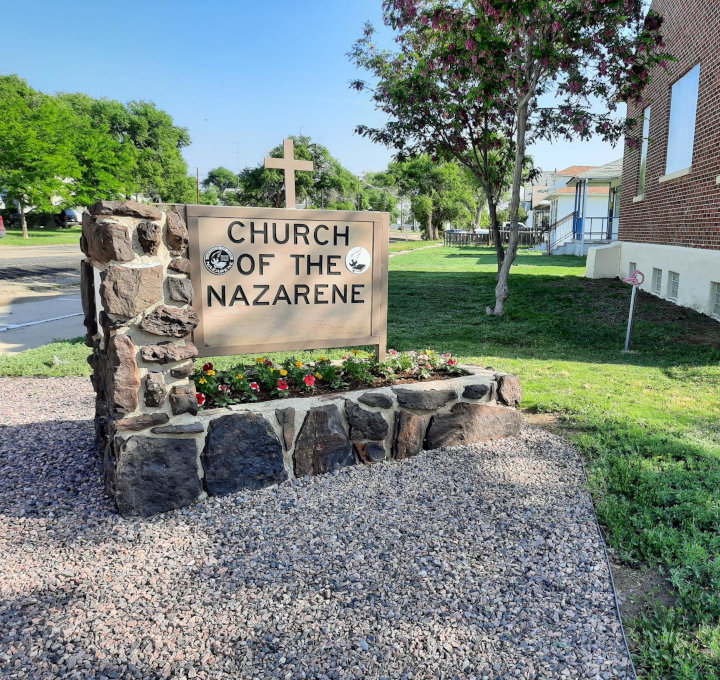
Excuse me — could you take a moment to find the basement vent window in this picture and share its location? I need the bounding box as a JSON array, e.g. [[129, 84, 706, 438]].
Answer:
[[629, 262, 637, 276], [652, 268, 662, 295], [668, 271, 679, 300]]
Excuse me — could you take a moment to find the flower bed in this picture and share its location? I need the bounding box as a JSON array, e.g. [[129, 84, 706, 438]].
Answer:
[[193, 349, 463, 408]]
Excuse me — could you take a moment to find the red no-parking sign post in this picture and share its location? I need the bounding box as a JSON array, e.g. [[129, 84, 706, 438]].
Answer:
[[622, 269, 644, 351]]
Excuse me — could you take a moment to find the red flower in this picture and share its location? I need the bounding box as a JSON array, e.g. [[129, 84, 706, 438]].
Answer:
[[447, 358, 457, 366], [196, 393, 206, 406], [218, 385, 230, 393], [202, 362, 214, 372], [303, 374, 315, 387], [249, 382, 259, 391], [277, 379, 288, 391], [264, 359, 273, 367]]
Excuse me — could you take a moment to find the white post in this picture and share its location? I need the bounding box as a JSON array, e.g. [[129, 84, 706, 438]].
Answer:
[[624, 285, 638, 352], [580, 179, 588, 255]]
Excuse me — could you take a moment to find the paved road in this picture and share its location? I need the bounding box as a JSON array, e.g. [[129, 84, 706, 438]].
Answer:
[[0, 244, 82, 286], [0, 245, 84, 354]]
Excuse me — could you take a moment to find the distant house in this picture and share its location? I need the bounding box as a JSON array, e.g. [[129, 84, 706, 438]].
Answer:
[[586, 0, 720, 320], [528, 163, 621, 255]]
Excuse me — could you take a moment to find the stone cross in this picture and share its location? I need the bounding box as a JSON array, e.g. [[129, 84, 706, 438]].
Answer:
[[264, 138, 314, 209]]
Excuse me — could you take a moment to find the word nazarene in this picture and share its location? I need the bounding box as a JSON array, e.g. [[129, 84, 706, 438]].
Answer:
[[207, 283, 367, 307]]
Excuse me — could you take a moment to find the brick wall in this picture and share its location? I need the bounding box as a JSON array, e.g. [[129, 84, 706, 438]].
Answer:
[[619, 0, 720, 250]]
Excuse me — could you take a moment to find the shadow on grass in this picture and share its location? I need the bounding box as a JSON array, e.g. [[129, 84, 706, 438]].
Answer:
[[443, 249, 588, 269], [387, 270, 720, 370]]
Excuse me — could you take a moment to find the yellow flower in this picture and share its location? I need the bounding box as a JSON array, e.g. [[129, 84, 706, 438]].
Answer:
[[315, 373, 323, 380], [198, 377, 207, 385], [235, 374, 243, 380], [205, 369, 216, 376], [294, 361, 303, 368], [352, 349, 360, 355], [270, 367, 276, 373], [279, 369, 288, 376], [317, 356, 327, 362], [256, 357, 265, 363]]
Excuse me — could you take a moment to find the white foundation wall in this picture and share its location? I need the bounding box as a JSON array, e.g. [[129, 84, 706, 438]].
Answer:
[[586, 241, 720, 320]]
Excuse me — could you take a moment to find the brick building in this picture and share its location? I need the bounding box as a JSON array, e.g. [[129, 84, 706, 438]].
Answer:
[[586, 0, 720, 320]]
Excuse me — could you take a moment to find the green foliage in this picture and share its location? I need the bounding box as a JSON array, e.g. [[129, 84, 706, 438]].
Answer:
[[57, 93, 137, 204], [0, 337, 91, 377], [0, 76, 79, 228], [202, 166, 239, 200], [389, 156, 476, 238], [124, 100, 190, 202], [0, 75, 191, 219], [497, 205, 528, 224]]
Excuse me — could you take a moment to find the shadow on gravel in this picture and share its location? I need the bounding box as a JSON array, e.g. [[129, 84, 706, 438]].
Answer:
[[0, 419, 114, 520]]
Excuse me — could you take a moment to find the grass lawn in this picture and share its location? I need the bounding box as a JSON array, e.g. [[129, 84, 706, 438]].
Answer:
[[388, 239, 441, 253], [2, 245, 720, 678], [0, 225, 83, 247]]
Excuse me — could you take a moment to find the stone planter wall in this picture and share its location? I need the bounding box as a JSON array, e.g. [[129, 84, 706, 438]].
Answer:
[[81, 200, 523, 518]]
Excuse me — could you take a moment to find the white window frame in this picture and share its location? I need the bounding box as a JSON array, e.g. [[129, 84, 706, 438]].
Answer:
[[652, 268, 662, 294], [638, 106, 651, 197], [664, 64, 700, 177], [668, 271, 679, 300]]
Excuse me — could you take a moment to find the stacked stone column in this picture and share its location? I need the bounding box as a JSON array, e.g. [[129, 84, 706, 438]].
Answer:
[[81, 200, 204, 516]]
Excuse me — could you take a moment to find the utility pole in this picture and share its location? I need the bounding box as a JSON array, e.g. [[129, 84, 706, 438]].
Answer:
[[196, 167, 200, 204]]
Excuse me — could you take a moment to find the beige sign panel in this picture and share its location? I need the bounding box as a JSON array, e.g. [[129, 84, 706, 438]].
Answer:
[[186, 205, 388, 359]]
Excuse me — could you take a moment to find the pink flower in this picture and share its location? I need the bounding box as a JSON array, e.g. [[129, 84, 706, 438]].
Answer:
[[218, 385, 230, 393], [249, 382, 259, 391], [196, 393, 205, 406], [303, 374, 315, 387], [389, 349, 398, 356], [442, 352, 451, 358], [277, 379, 288, 391]]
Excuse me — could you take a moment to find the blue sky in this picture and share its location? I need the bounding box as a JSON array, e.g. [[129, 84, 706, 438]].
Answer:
[[4, 0, 623, 178]]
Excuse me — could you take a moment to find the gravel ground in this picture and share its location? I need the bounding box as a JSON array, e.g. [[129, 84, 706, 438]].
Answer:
[[0, 378, 633, 680]]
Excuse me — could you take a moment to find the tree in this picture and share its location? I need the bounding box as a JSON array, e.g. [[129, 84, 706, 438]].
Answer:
[[0, 76, 78, 238], [124, 100, 191, 202], [58, 93, 137, 204], [388, 156, 476, 239], [352, 0, 667, 314], [203, 167, 239, 200]]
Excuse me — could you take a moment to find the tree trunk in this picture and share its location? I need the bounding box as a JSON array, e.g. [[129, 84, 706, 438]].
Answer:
[[425, 211, 434, 241], [473, 202, 482, 230], [488, 98, 529, 316], [20, 203, 28, 240], [487, 199, 504, 275]]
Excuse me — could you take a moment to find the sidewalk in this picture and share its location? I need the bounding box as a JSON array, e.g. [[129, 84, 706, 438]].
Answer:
[[0, 293, 84, 354]]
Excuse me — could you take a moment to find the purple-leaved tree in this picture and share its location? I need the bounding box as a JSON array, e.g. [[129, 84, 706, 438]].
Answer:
[[351, 0, 668, 315]]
